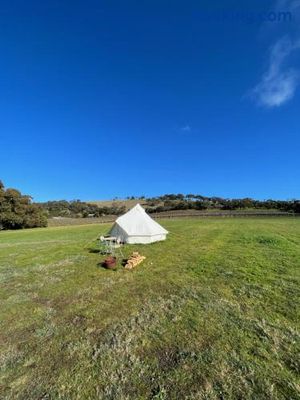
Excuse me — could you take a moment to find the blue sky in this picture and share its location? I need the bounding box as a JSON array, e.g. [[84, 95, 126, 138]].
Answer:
[[0, 0, 299, 201]]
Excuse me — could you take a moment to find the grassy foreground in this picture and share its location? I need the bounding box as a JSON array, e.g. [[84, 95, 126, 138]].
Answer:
[[0, 218, 299, 399]]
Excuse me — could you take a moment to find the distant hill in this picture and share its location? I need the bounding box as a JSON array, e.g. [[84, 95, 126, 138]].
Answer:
[[40, 194, 300, 222], [88, 195, 300, 215], [88, 198, 158, 211]]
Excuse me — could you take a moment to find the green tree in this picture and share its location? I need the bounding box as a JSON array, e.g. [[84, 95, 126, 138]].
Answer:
[[0, 182, 47, 230]]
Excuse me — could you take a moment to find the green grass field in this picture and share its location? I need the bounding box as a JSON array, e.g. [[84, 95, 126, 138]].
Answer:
[[0, 218, 299, 399]]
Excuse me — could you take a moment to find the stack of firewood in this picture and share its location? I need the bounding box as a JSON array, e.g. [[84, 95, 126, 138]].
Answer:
[[124, 252, 146, 269]]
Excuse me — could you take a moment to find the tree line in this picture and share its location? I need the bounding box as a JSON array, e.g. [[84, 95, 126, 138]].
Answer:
[[0, 182, 127, 230], [40, 200, 125, 218], [1, 181, 299, 231], [144, 194, 300, 214]]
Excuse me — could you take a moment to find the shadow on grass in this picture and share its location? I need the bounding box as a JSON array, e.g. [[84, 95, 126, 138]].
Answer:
[[87, 247, 101, 254], [97, 262, 108, 270]]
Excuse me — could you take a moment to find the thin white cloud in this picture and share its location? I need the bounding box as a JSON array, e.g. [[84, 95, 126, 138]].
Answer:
[[181, 125, 191, 132], [252, 36, 300, 107], [275, 0, 300, 13], [251, 0, 300, 108]]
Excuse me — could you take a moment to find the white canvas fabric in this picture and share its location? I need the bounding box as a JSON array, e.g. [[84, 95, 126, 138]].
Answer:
[[109, 204, 168, 244]]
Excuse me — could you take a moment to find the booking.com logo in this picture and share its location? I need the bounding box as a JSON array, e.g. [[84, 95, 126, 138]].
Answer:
[[197, 9, 293, 24]]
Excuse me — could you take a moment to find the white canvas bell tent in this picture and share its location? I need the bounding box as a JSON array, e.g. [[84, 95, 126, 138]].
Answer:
[[109, 204, 168, 244]]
